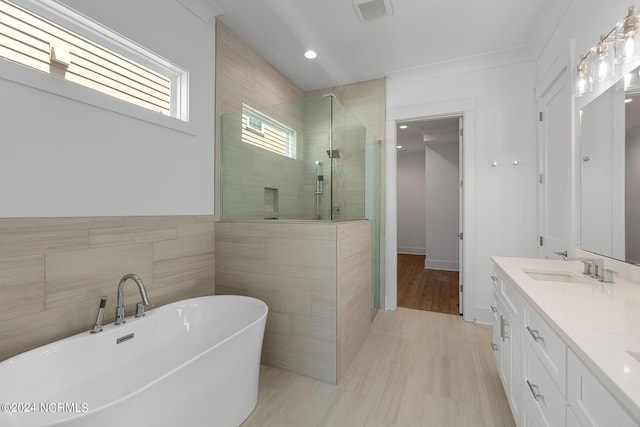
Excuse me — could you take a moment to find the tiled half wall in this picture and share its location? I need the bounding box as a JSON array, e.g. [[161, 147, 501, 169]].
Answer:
[[215, 220, 372, 384]]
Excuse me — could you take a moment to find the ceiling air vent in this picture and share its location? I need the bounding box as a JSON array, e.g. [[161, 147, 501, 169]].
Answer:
[[353, 0, 393, 23]]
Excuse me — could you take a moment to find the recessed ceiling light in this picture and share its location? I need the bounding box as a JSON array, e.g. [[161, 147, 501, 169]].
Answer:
[[396, 145, 403, 149], [399, 125, 407, 129], [304, 50, 318, 59]]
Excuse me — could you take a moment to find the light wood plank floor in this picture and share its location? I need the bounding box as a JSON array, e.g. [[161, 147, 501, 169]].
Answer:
[[397, 254, 460, 315], [241, 308, 515, 427]]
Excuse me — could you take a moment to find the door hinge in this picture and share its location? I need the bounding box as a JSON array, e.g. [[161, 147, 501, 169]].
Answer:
[[460, 180, 463, 188], [458, 232, 463, 240], [539, 236, 544, 246], [460, 284, 463, 292], [539, 173, 544, 184], [539, 112, 543, 121], [460, 128, 464, 136]]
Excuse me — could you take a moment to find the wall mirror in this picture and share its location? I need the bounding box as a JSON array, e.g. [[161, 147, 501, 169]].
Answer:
[[579, 64, 640, 264]]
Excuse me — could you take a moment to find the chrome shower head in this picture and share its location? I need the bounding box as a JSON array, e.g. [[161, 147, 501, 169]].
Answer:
[[327, 149, 340, 159]]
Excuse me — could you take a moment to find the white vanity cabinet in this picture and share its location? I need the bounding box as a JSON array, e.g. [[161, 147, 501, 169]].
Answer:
[[491, 270, 522, 423], [491, 259, 640, 427]]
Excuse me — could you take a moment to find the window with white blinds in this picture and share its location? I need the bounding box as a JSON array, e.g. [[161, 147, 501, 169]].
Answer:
[[0, 0, 186, 119], [242, 104, 296, 159]]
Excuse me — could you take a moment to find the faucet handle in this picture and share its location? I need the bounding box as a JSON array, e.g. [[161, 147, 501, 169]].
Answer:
[[135, 302, 145, 318], [580, 259, 594, 276], [600, 268, 615, 283], [554, 250, 568, 259]]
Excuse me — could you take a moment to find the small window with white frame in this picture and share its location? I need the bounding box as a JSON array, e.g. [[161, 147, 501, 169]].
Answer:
[[242, 104, 296, 159], [0, 0, 188, 121]]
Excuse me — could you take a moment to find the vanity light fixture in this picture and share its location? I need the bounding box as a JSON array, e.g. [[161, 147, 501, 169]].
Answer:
[[575, 6, 640, 96], [304, 50, 318, 60], [576, 56, 592, 96], [594, 35, 615, 83], [616, 6, 640, 64]]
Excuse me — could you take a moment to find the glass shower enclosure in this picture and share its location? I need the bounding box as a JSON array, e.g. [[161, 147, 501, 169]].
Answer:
[[220, 94, 381, 313]]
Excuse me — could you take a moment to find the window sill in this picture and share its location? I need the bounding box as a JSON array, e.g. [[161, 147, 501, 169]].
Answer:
[[0, 59, 195, 136]]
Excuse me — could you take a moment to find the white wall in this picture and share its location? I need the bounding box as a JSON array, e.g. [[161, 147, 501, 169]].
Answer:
[[0, 0, 216, 217], [425, 142, 460, 271], [538, 0, 640, 268], [387, 60, 538, 323], [397, 150, 426, 254]]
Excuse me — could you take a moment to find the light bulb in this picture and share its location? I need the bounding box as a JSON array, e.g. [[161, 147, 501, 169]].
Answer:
[[625, 38, 636, 61], [577, 76, 588, 95], [596, 57, 610, 82]]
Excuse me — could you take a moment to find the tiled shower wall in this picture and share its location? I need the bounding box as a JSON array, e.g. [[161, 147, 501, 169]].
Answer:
[[0, 216, 215, 361], [216, 21, 306, 220]]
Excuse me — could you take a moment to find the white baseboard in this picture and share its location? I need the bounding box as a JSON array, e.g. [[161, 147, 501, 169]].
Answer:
[[425, 258, 459, 272], [398, 247, 426, 255]]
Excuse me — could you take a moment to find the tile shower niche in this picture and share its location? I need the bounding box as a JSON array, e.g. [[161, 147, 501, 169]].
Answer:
[[264, 187, 278, 219]]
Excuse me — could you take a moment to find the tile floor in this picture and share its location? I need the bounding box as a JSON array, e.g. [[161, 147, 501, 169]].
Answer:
[[241, 308, 516, 426]]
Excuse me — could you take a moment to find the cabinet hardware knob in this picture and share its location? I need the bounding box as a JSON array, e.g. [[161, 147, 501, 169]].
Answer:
[[490, 275, 498, 282], [490, 305, 497, 313], [491, 343, 498, 351], [527, 326, 543, 342], [526, 380, 543, 401]]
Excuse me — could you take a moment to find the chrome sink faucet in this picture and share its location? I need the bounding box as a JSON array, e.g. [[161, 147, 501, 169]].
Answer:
[[560, 255, 604, 279], [115, 273, 151, 325]]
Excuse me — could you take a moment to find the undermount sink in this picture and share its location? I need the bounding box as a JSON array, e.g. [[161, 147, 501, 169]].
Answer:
[[524, 270, 585, 283]]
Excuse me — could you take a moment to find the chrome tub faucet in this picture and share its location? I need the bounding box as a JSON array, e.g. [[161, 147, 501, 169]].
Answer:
[[115, 273, 151, 325]]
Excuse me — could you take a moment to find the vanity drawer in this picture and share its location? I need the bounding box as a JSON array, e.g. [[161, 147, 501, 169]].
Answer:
[[522, 338, 566, 427], [492, 269, 522, 321], [501, 273, 522, 321], [523, 302, 567, 394], [567, 349, 637, 427]]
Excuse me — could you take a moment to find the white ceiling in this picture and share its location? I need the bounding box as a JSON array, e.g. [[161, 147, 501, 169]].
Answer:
[[209, 0, 573, 91]]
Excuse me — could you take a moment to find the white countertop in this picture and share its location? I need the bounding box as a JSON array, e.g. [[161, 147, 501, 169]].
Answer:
[[491, 256, 640, 423]]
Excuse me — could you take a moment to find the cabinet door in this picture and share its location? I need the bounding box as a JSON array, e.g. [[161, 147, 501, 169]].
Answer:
[[567, 349, 637, 427], [522, 338, 566, 427], [491, 289, 500, 365], [500, 299, 520, 422]]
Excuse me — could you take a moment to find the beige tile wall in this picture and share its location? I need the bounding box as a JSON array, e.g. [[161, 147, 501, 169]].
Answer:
[[306, 78, 386, 145], [215, 220, 371, 384], [216, 21, 306, 220], [336, 220, 372, 379], [0, 216, 216, 362]]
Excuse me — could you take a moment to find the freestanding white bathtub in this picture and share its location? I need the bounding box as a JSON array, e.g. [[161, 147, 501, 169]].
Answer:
[[0, 295, 268, 427]]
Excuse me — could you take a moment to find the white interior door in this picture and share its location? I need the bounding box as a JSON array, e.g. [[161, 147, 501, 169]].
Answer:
[[538, 70, 571, 259], [458, 117, 464, 314]]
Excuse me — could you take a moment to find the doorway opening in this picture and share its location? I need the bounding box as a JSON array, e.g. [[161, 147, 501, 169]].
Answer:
[[396, 115, 463, 316]]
